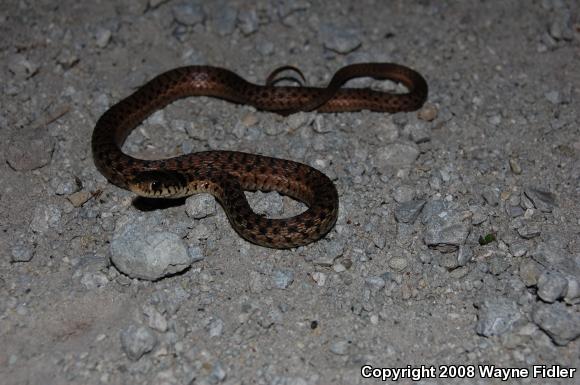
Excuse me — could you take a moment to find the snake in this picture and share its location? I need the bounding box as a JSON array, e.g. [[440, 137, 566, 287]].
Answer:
[[92, 63, 428, 248]]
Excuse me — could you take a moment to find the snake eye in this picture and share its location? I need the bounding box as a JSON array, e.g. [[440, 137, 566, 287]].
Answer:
[[150, 181, 162, 191]]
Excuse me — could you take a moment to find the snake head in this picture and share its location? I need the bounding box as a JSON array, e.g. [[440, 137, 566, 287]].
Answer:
[[128, 170, 189, 198]]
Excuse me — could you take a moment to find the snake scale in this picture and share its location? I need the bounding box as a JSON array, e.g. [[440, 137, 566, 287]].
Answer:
[[92, 63, 428, 248]]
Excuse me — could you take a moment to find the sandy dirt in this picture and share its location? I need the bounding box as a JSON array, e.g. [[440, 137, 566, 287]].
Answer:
[[1, 1, 579, 384]]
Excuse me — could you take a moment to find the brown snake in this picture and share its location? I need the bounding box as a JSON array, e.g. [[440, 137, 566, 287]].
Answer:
[[92, 63, 428, 248]]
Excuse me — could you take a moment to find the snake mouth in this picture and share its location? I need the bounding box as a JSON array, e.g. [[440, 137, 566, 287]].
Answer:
[[128, 170, 189, 198]]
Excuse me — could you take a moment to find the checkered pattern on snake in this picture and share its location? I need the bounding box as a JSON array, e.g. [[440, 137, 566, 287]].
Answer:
[[91, 63, 428, 248]]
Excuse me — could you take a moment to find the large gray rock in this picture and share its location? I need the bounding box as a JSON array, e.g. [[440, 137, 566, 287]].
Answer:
[[111, 214, 192, 280]]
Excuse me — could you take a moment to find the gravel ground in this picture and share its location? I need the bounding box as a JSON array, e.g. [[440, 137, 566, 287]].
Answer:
[[1, 0, 579, 384]]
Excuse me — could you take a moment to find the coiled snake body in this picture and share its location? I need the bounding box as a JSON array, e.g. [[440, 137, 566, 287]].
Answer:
[[92, 63, 427, 248]]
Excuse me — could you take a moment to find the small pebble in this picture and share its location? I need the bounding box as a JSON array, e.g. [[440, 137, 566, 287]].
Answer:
[[149, 0, 167, 8], [418, 104, 438, 121], [517, 224, 541, 239], [509, 240, 528, 257], [238, 9, 259, 35], [207, 317, 224, 337], [256, 40, 274, 56], [277, 0, 309, 18], [388, 257, 409, 272], [8, 54, 39, 78], [188, 245, 206, 263], [481, 187, 500, 207], [67, 191, 92, 207], [246, 191, 284, 217], [365, 276, 386, 291], [475, 298, 523, 337], [428, 175, 441, 190], [172, 1, 206, 26], [537, 270, 568, 303], [457, 246, 473, 266], [470, 208, 487, 226], [329, 340, 350, 355], [6, 134, 54, 171], [544, 90, 561, 105], [30, 204, 61, 233], [120, 325, 157, 361], [532, 303, 580, 346], [375, 141, 419, 169], [185, 194, 217, 219], [487, 113, 502, 126], [424, 215, 470, 252], [332, 263, 347, 273], [506, 205, 524, 218], [189, 223, 212, 242], [210, 361, 227, 382], [564, 277, 580, 304], [284, 112, 314, 132], [312, 115, 332, 133], [241, 113, 259, 127], [488, 255, 510, 275], [95, 28, 112, 48], [373, 117, 399, 142], [273, 269, 294, 289], [523, 187, 556, 213], [53, 176, 77, 195], [520, 193, 535, 210], [10, 243, 34, 262], [509, 158, 522, 174], [320, 24, 361, 54], [80, 271, 109, 290], [394, 200, 426, 224], [548, 7, 574, 41], [408, 122, 431, 143], [313, 241, 344, 266], [143, 305, 168, 332], [449, 266, 469, 279], [212, 5, 237, 36], [311, 272, 327, 286], [392, 185, 415, 203]]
